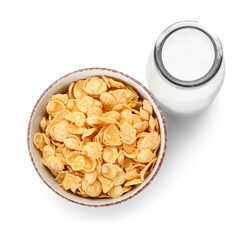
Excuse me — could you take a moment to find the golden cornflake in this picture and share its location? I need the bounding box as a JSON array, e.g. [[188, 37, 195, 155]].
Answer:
[[42, 146, 64, 176], [101, 163, 120, 180], [55, 171, 68, 184], [87, 107, 103, 118], [105, 76, 125, 89], [83, 77, 107, 96], [104, 124, 121, 145], [50, 120, 69, 142], [81, 137, 91, 148], [42, 145, 55, 160], [50, 94, 69, 105], [96, 193, 110, 198], [46, 100, 65, 116], [66, 151, 86, 171], [63, 137, 81, 150], [85, 170, 98, 184], [81, 128, 97, 140], [126, 86, 139, 101], [77, 96, 102, 114], [139, 107, 150, 121], [64, 112, 86, 127], [86, 116, 119, 128], [50, 110, 70, 126], [77, 187, 89, 197], [100, 92, 116, 110], [124, 149, 138, 159], [61, 172, 82, 192], [129, 101, 142, 109], [73, 80, 86, 100], [113, 170, 126, 186], [42, 156, 65, 177], [107, 186, 124, 198], [112, 104, 131, 112], [120, 122, 136, 144], [132, 114, 142, 125], [82, 142, 103, 159], [143, 99, 153, 115], [67, 125, 86, 135], [102, 146, 118, 163], [68, 82, 75, 99], [140, 158, 157, 180], [55, 143, 65, 154], [83, 156, 97, 172], [123, 141, 136, 153], [137, 148, 155, 163], [82, 180, 102, 197], [34, 133, 50, 151], [123, 186, 132, 193], [134, 121, 148, 133], [137, 131, 161, 151], [40, 117, 47, 132], [110, 89, 134, 105], [125, 169, 140, 181], [124, 178, 143, 187], [119, 157, 135, 170], [127, 163, 145, 172], [136, 132, 149, 139], [101, 76, 110, 88], [117, 150, 125, 165], [62, 146, 72, 158], [148, 115, 156, 132], [55, 153, 66, 164], [98, 175, 113, 193], [120, 109, 133, 125], [155, 118, 159, 132], [104, 111, 121, 121]]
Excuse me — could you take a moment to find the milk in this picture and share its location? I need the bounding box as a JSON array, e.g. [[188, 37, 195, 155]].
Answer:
[[161, 28, 215, 81], [146, 21, 225, 115]]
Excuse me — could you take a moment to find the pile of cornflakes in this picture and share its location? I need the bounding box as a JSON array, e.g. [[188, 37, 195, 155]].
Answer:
[[34, 76, 161, 199]]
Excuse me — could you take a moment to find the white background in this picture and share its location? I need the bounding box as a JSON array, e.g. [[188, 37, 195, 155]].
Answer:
[[1, 1, 250, 239]]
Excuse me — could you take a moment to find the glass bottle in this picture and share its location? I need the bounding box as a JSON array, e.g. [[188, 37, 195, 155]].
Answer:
[[147, 20, 225, 115]]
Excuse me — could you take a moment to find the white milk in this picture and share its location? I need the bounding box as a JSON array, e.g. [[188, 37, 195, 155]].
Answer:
[[161, 28, 215, 81]]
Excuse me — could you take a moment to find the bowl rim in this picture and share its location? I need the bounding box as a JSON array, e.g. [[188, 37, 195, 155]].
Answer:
[[27, 67, 167, 207]]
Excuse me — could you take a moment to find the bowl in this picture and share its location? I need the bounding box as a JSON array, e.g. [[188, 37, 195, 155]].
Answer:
[[27, 68, 167, 207]]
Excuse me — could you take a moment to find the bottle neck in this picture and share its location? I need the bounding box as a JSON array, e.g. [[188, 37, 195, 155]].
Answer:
[[154, 21, 223, 88]]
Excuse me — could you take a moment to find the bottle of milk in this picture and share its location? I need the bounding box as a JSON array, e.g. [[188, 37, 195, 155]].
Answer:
[[147, 21, 225, 115]]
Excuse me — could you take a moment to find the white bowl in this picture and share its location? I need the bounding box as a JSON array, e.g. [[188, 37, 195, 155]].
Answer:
[[27, 68, 167, 207]]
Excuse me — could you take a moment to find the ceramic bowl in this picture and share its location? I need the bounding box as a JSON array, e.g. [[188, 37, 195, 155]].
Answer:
[[27, 68, 167, 207]]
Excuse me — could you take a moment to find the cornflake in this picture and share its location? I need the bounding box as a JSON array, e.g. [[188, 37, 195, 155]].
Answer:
[[50, 120, 70, 142], [73, 80, 86, 100], [83, 77, 107, 97], [82, 142, 103, 159], [107, 186, 123, 198], [120, 122, 136, 144], [100, 92, 116, 110], [33, 76, 161, 199], [85, 170, 98, 184], [82, 180, 102, 197], [64, 112, 86, 128], [46, 100, 65, 116], [61, 172, 82, 193], [34, 133, 50, 151], [104, 124, 121, 145], [66, 151, 85, 171]]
